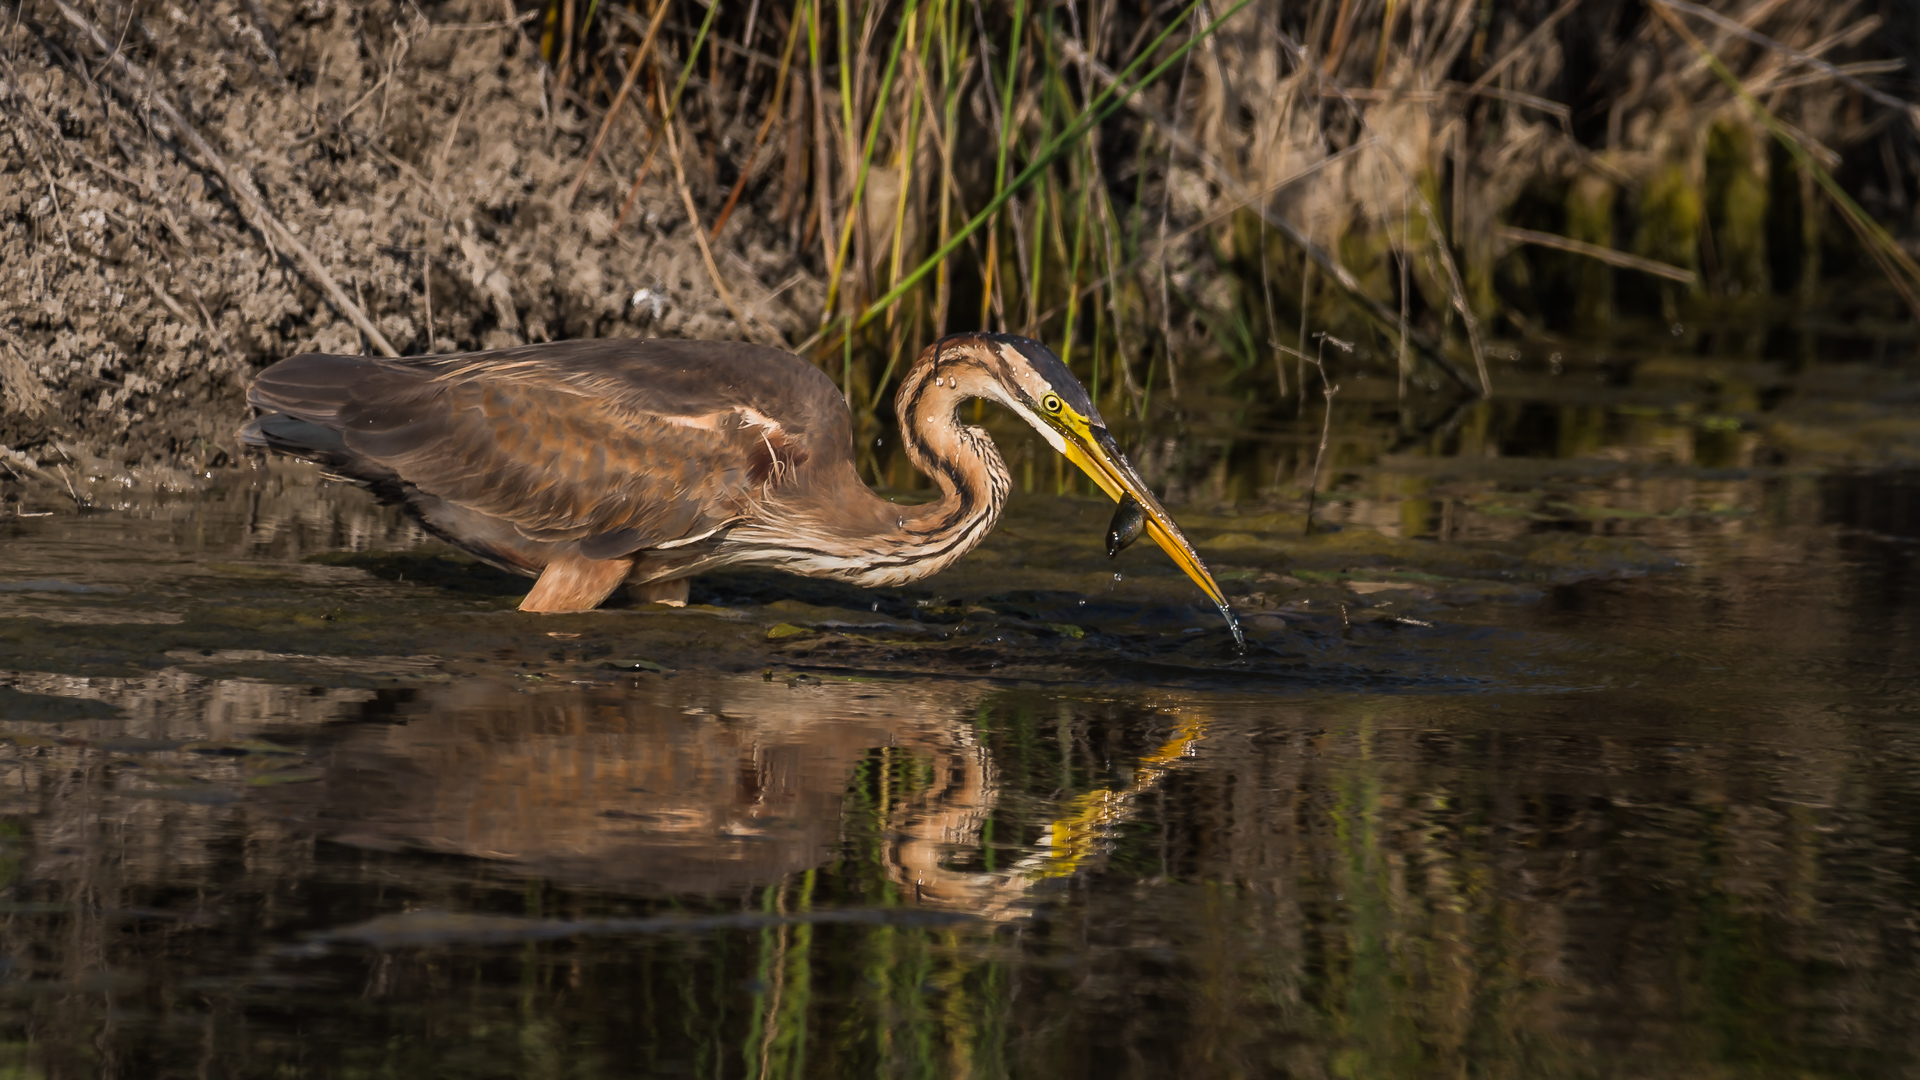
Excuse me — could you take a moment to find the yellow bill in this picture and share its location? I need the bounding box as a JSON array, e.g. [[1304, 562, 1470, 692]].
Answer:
[[1050, 419, 1245, 650]]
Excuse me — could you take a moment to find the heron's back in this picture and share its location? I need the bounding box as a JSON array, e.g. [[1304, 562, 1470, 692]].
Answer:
[[240, 338, 857, 568]]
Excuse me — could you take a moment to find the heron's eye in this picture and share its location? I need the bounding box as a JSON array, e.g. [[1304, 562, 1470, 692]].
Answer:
[[1041, 393, 1063, 414]]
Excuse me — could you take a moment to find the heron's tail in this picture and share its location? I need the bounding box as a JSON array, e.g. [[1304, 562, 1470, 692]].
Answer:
[[239, 352, 412, 482]]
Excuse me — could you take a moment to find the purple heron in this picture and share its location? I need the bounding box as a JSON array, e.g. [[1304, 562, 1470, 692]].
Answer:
[[240, 333, 1242, 645]]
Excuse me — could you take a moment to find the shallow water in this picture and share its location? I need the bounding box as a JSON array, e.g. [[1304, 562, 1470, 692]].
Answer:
[[3, 345, 1920, 1077]]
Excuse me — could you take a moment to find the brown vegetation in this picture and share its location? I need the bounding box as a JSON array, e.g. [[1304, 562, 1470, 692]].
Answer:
[[1, 0, 1916, 469]]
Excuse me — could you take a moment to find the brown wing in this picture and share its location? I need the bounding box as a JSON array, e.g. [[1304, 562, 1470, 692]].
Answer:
[[242, 339, 843, 559]]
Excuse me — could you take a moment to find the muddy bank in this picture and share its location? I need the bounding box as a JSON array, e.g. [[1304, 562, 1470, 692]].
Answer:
[[0, 0, 815, 469]]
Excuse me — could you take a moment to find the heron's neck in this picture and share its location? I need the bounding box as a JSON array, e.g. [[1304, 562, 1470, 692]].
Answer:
[[900, 355, 1013, 532], [803, 356, 1009, 587], [717, 348, 1010, 587]]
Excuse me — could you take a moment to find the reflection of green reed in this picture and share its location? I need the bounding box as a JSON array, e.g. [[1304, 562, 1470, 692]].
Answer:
[[0, 687, 1901, 1076], [1324, 714, 1423, 1077], [743, 872, 818, 1078], [1307, 712, 1586, 1078], [730, 695, 1203, 1075], [736, 747, 995, 1077]]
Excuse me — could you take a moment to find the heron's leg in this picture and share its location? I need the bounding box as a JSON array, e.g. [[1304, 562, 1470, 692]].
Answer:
[[519, 555, 634, 613], [626, 577, 690, 607]]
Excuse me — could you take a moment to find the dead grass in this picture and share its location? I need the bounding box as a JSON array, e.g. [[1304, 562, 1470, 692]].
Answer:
[[1, 0, 1916, 468]]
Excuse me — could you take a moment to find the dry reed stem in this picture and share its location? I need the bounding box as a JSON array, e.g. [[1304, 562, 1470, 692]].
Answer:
[[882, 17, 930, 330], [1397, 193, 1409, 404], [1498, 226, 1699, 284], [854, 0, 1253, 332], [1074, 41, 1480, 395], [1651, 5, 1920, 311], [821, 0, 921, 325], [615, 0, 721, 229], [1466, 0, 1587, 93], [26, 0, 1911, 439], [1660, 0, 1920, 129], [1651, 0, 1920, 320], [663, 109, 759, 343], [1033, 143, 1366, 327], [805, 0, 839, 278], [1121, 83, 1474, 395], [566, 0, 676, 208], [710, 5, 806, 240], [1290, 37, 1492, 395]]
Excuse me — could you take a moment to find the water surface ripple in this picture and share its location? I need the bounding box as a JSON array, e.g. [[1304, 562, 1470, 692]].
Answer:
[[0, 383, 1917, 1077]]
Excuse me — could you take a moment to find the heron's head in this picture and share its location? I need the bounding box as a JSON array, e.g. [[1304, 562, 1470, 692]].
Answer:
[[923, 333, 1243, 648]]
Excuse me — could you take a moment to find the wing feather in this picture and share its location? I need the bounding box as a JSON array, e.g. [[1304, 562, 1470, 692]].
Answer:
[[244, 339, 844, 554]]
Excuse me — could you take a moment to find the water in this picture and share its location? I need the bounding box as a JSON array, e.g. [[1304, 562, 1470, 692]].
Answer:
[[2, 346, 1919, 1077]]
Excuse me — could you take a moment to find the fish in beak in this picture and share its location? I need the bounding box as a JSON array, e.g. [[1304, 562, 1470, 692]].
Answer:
[[1106, 493, 1144, 558], [1054, 424, 1244, 649]]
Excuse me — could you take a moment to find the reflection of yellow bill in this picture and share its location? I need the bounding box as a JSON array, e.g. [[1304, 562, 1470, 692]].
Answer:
[[1024, 714, 1208, 882], [1047, 411, 1244, 647]]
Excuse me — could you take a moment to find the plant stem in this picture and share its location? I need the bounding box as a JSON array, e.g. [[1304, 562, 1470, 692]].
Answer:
[[821, 0, 923, 324], [853, 0, 1255, 331]]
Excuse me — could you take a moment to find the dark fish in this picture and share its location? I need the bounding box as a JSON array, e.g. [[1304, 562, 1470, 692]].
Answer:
[[1105, 494, 1145, 558]]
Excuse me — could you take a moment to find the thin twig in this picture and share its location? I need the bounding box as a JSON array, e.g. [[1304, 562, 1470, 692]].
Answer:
[[143, 273, 194, 325], [664, 112, 764, 344], [1497, 225, 1698, 284], [1303, 380, 1339, 534], [426, 10, 541, 32], [1301, 332, 1349, 535], [421, 247, 436, 352], [1656, 0, 1920, 130]]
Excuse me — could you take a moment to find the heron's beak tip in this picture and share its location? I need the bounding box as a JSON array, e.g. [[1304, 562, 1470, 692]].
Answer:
[[1057, 428, 1243, 646]]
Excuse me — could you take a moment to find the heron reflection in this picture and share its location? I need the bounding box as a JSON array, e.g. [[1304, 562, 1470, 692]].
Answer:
[[289, 674, 1204, 914]]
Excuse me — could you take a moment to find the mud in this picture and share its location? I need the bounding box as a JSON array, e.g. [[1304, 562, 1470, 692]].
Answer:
[[0, 0, 815, 465]]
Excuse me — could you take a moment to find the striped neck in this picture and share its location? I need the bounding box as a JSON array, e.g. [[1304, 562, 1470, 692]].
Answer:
[[867, 341, 1014, 584], [719, 337, 1014, 588]]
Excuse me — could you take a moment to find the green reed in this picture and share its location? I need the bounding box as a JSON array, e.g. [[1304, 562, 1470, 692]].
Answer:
[[538, 0, 1915, 435]]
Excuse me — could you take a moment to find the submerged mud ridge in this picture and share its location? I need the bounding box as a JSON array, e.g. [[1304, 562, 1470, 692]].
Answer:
[[0, 0, 813, 464], [0, 452, 1735, 698]]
